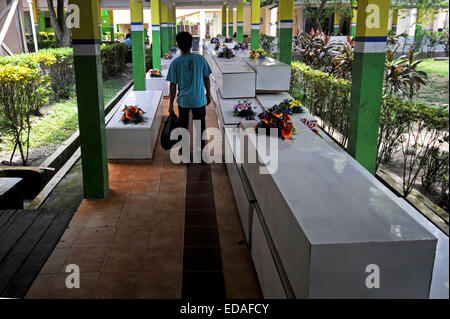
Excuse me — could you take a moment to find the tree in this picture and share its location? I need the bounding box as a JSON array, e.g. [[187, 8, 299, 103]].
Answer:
[[47, 0, 71, 47]]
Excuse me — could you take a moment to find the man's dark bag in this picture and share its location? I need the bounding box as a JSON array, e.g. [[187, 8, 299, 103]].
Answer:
[[161, 112, 181, 150]]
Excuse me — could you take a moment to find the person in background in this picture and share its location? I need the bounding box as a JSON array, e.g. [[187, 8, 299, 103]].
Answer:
[[124, 33, 132, 47], [166, 32, 212, 164]]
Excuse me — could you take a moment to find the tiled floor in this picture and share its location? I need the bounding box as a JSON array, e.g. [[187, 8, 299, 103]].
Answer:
[[26, 98, 262, 299]]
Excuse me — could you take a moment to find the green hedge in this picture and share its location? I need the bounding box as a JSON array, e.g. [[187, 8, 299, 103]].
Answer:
[[290, 61, 351, 145], [101, 42, 128, 79], [290, 61, 449, 202], [0, 48, 74, 100]]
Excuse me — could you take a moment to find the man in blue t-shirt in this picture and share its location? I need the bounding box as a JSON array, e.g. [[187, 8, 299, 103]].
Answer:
[[166, 32, 212, 160], [124, 33, 132, 47]]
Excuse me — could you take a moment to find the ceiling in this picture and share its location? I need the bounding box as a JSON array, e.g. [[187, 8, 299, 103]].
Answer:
[[100, 0, 243, 9]]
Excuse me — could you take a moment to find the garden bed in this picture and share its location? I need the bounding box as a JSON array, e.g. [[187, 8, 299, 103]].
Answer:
[[0, 76, 131, 167]]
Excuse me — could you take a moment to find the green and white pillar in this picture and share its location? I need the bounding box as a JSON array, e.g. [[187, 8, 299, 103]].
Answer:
[[334, 12, 340, 34], [173, 4, 177, 46], [414, 9, 422, 52], [161, 2, 169, 54], [108, 10, 115, 41], [151, 0, 161, 70], [130, 0, 146, 91], [348, 0, 389, 174], [237, 2, 244, 43], [228, 6, 234, 37], [70, 0, 109, 198], [391, 9, 398, 35], [278, 0, 294, 64], [251, 0, 260, 49], [222, 4, 227, 36], [350, 1, 357, 36]]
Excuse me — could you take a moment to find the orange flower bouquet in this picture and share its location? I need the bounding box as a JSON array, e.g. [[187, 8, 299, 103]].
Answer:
[[148, 68, 162, 78], [255, 107, 296, 140], [120, 105, 146, 124]]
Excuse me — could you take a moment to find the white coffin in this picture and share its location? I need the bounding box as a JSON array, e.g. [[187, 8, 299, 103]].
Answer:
[[238, 118, 437, 298], [146, 68, 169, 96], [224, 127, 257, 243], [106, 90, 164, 159], [251, 204, 289, 298], [216, 91, 264, 130], [213, 56, 256, 98], [244, 57, 291, 92]]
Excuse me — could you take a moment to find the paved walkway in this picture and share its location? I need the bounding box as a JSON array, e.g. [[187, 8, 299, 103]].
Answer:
[[26, 99, 262, 299]]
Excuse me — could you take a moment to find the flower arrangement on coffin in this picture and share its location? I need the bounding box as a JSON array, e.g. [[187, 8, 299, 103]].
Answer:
[[120, 105, 146, 124], [218, 47, 235, 59], [250, 48, 266, 60], [163, 53, 172, 60], [170, 46, 177, 53], [233, 100, 257, 120], [224, 36, 233, 43], [255, 108, 296, 140], [148, 68, 162, 78], [234, 42, 248, 50], [211, 37, 220, 44], [277, 98, 304, 114], [214, 43, 221, 50], [301, 118, 321, 136]]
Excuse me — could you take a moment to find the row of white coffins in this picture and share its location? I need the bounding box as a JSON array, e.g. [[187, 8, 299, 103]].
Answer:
[[215, 90, 437, 299]]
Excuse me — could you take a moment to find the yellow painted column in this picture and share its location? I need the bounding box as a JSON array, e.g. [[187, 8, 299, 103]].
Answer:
[[161, 2, 169, 54], [351, 1, 357, 36], [222, 4, 227, 36], [130, 0, 145, 90], [237, 2, 244, 42], [251, 0, 260, 49], [151, 0, 161, 70], [70, 0, 108, 198], [228, 6, 234, 37], [349, 0, 390, 173], [278, 0, 294, 64]]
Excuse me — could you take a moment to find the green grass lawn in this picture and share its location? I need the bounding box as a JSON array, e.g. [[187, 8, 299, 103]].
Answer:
[[417, 58, 449, 77], [0, 78, 127, 152]]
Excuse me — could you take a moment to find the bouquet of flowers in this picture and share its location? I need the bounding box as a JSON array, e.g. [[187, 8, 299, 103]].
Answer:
[[148, 68, 162, 78], [224, 36, 233, 43], [170, 46, 177, 53], [214, 43, 220, 50], [250, 48, 266, 60], [301, 118, 321, 136], [163, 53, 172, 60], [234, 42, 248, 50], [255, 107, 296, 140], [233, 100, 257, 120], [277, 98, 304, 114], [218, 47, 235, 59], [120, 105, 146, 124], [211, 37, 220, 44]]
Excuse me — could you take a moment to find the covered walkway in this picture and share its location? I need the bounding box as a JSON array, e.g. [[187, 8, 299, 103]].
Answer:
[[26, 98, 261, 299]]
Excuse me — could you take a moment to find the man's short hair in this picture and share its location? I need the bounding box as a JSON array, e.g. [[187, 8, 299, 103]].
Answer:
[[176, 32, 193, 53], [126, 33, 131, 38]]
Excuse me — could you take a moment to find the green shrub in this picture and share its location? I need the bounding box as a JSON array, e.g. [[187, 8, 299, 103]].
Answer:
[[38, 48, 75, 100], [101, 42, 128, 79], [0, 64, 50, 165], [0, 48, 75, 101], [290, 61, 351, 145]]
